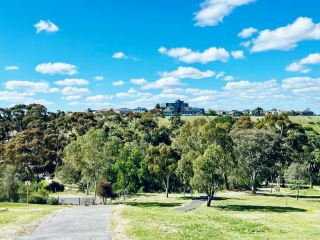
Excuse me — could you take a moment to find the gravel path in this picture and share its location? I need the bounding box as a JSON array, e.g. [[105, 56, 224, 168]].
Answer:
[[17, 205, 112, 240]]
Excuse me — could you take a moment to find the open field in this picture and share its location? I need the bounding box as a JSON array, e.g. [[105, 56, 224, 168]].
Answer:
[[0, 202, 69, 240], [112, 188, 320, 240]]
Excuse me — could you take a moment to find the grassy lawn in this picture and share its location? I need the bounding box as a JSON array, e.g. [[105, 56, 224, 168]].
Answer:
[[112, 189, 320, 240], [0, 202, 69, 239]]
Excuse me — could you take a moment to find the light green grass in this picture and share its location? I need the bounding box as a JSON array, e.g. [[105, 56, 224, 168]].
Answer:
[[113, 189, 320, 240], [0, 202, 69, 239]]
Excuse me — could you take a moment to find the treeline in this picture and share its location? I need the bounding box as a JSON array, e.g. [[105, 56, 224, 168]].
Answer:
[[0, 104, 319, 206]]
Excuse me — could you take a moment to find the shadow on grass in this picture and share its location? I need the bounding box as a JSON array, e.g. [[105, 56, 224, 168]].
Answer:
[[124, 201, 182, 208], [257, 192, 320, 199], [217, 204, 306, 212]]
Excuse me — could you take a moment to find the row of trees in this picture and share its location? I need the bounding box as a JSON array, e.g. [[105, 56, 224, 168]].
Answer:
[[1, 104, 320, 206]]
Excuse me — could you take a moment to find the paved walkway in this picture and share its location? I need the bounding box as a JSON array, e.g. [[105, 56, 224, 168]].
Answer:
[[18, 205, 112, 240], [176, 198, 206, 212]]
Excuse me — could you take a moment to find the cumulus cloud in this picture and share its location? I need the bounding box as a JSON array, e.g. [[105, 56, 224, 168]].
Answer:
[[61, 87, 89, 95], [86, 95, 113, 102], [55, 78, 89, 86], [194, 0, 255, 27], [231, 50, 245, 59], [63, 95, 81, 100], [251, 17, 320, 52], [5, 80, 57, 93], [282, 77, 320, 94], [94, 76, 104, 81], [130, 78, 148, 86], [142, 77, 184, 89], [4, 65, 19, 71], [285, 53, 320, 73], [159, 46, 229, 64], [160, 67, 215, 79], [112, 52, 128, 59], [238, 27, 258, 38], [112, 80, 125, 86], [35, 62, 78, 75], [34, 20, 59, 33], [116, 88, 152, 98], [223, 75, 235, 81]]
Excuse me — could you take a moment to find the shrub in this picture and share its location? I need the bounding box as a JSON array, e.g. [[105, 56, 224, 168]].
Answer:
[[29, 193, 47, 204], [96, 179, 113, 204], [45, 181, 65, 193], [304, 126, 314, 131], [48, 197, 59, 205]]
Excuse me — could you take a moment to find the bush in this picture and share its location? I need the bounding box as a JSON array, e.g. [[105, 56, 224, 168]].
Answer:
[[48, 197, 59, 205], [29, 193, 47, 204], [45, 181, 65, 193], [304, 126, 314, 131], [96, 179, 113, 204]]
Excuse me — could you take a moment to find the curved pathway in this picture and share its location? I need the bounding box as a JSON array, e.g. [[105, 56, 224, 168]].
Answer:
[[18, 205, 112, 240]]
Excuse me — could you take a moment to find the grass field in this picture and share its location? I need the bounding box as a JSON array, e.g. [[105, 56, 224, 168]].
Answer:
[[0, 202, 69, 239], [112, 188, 320, 240]]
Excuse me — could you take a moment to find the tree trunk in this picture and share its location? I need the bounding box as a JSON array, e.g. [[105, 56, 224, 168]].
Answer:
[[207, 196, 212, 207], [93, 176, 97, 205], [165, 175, 170, 198], [251, 171, 257, 194], [86, 181, 89, 195], [310, 174, 314, 189], [223, 172, 229, 190]]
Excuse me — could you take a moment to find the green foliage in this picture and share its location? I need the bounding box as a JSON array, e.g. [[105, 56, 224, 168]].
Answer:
[[96, 179, 113, 204], [45, 181, 64, 193], [47, 197, 59, 205]]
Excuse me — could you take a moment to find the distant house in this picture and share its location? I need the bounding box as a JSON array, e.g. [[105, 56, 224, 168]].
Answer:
[[227, 110, 242, 116], [113, 108, 132, 114], [132, 107, 148, 113], [162, 100, 204, 116], [299, 108, 314, 116]]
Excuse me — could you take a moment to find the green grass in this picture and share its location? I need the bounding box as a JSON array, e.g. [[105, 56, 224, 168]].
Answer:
[[113, 189, 320, 240], [0, 202, 69, 239]]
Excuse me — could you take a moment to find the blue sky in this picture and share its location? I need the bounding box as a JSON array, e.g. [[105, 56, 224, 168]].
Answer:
[[1, 0, 320, 112]]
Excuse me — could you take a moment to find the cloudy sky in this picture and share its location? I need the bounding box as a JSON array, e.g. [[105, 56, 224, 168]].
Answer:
[[1, 0, 320, 112]]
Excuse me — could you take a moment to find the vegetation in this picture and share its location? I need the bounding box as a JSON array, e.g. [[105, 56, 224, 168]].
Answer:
[[0, 104, 320, 205], [112, 190, 320, 240]]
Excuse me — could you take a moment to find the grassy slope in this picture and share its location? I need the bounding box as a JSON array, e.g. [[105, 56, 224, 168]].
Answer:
[[0, 202, 68, 239], [113, 189, 320, 240]]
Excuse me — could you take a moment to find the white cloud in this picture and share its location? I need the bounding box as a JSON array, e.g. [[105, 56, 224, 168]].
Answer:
[[223, 75, 235, 81], [225, 79, 278, 91], [34, 20, 59, 33], [194, 0, 255, 27], [240, 41, 251, 47], [159, 46, 229, 64], [216, 71, 225, 79], [112, 52, 128, 59], [63, 95, 81, 100], [86, 95, 113, 102], [130, 78, 148, 86], [285, 62, 310, 73], [231, 50, 245, 59], [61, 87, 89, 95], [238, 27, 258, 38], [94, 76, 104, 81], [4, 65, 19, 71], [35, 62, 78, 75], [160, 66, 215, 79], [282, 77, 320, 94], [55, 78, 89, 86], [251, 17, 320, 52], [5, 80, 57, 93], [142, 77, 184, 89], [112, 80, 125, 86], [116, 88, 152, 98], [185, 88, 217, 96], [285, 53, 320, 73]]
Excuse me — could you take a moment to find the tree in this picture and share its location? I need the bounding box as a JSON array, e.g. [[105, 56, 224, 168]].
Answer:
[[64, 129, 107, 203], [96, 179, 113, 204], [231, 129, 281, 193], [145, 143, 179, 197], [285, 162, 308, 200], [305, 136, 320, 189], [176, 150, 197, 196], [191, 144, 224, 206]]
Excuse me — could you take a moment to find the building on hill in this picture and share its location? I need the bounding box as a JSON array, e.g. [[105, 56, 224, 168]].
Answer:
[[299, 108, 314, 116], [132, 107, 148, 113], [113, 108, 132, 114], [162, 100, 204, 116]]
